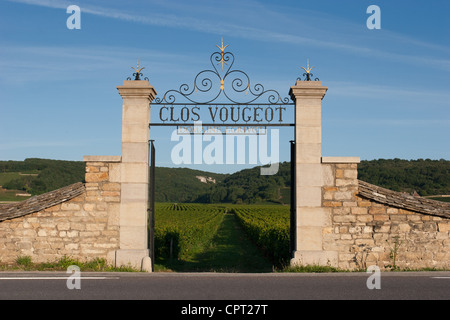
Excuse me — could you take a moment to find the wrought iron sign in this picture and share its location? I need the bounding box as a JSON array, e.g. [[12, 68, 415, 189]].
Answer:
[[150, 39, 295, 128]]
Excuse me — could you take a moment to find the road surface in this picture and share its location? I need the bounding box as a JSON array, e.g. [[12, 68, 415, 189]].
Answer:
[[0, 271, 448, 301]]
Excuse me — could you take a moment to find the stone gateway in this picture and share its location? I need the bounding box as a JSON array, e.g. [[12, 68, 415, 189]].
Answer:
[[0, 44, 448, 271]]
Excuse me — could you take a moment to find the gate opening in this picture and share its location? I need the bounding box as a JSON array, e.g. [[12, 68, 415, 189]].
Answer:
[[148, 41, 297, 271]]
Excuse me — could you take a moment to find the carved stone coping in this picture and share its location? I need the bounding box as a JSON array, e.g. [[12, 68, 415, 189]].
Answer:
[[0, 182, 85, 222], [322, 157, 360, 164], [358, 180, 450, 219], [83, 156, 122, 163]]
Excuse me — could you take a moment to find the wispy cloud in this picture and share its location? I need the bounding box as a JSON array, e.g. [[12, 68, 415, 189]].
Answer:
[[6, 0, 450, 72], [328, 81, 450, 105], [325, 117, 450, 129], [0, 44, 199, 84]]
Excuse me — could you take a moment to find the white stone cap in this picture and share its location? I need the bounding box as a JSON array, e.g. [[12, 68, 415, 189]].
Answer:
[[83, 155, 122, 163], [321, 157, 360, 164]]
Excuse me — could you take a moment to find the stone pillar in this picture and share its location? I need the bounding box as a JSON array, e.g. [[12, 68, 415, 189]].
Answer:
[[289, 80, 338, 266], [116, 80, 156, 272]]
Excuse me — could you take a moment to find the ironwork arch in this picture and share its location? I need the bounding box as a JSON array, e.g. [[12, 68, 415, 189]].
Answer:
[[153, 40, 293, 106]]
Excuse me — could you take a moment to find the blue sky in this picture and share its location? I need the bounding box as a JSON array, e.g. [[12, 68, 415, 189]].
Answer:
[[0, 0, 449, 174]]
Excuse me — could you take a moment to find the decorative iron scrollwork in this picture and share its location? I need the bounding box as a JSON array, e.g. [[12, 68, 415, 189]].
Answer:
[[154, 40, 292, 105]]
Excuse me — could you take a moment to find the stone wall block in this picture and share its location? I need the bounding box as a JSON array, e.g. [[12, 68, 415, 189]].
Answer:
[[85, 172, 109, 183], [322, 163, 449, 270]]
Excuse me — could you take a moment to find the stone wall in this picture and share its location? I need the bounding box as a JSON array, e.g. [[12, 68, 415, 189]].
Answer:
[[321, 159, 450, 270], [1, 154, 448, 271], [0, 157, 121, 264]]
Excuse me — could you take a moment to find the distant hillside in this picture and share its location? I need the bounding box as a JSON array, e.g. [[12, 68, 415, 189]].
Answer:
[[207, 159, 449, 204], [1, 158, 448, 203], [0, 158, 85, 196], [358, 158, 449, 196], [154, 167, 227, 203], [204, 162, 291, 204], [0, 159, 227, 202]]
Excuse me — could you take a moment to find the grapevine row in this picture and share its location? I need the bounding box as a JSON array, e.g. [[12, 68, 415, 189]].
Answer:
[[233, 205, 290, 267], [154, 203, 225, 259]]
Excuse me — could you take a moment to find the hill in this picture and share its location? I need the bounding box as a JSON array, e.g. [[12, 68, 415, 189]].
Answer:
[[218, 159, 450, 203], [206, 159, 450, 204], [0, 158, 85, 196], [204, 162, 291, 204], [0, 158, 448, 203], [358, 158, 449, 196], [0, 159, 228, 203], [154, 167, 227, 203]]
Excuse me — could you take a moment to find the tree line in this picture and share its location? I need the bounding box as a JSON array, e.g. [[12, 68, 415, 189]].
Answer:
[[211, 158, 449, 203], [0, 158, 85, 195], [1, 158, 448, 202], [357, 158, 449, 196]]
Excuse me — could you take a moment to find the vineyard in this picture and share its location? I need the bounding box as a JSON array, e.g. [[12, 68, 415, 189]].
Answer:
[[154, 203, 225, 260], [233, 205, 290, 266], [154, 203, 290, 269]]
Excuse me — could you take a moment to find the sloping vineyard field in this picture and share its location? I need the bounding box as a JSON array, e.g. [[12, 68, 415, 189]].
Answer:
[[154, 203, 225, 259], [154, 203, 290, 268], [233, 205, 290, 266]]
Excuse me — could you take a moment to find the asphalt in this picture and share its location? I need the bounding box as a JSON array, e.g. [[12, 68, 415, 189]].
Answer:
[[0, 271, 448, 301]]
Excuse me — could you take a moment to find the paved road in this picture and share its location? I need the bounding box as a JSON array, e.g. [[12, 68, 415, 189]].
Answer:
[[0, 271, 448, 301]]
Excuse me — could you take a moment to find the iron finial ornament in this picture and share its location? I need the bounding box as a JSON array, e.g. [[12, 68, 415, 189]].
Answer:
[[298, 59, 319, 81], [216, 37, 229, 71], [132, 59, 145, 75], [302, 59, 314, 78], [127, 59, 149, 81]]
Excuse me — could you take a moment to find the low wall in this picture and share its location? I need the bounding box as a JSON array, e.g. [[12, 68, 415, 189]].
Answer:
[[0, 157, 121, 264], [322, 159, 450, 270], [1, 156, 448, 270]]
